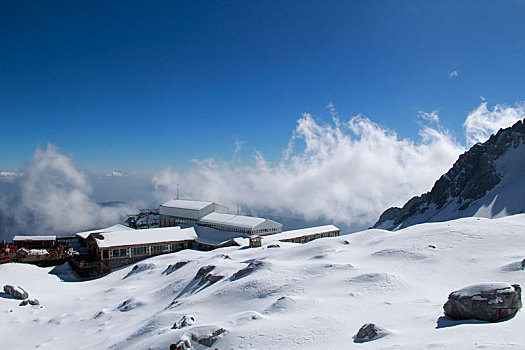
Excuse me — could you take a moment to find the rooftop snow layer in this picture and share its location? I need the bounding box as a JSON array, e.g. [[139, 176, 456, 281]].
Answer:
[[13, 235, 57, 241], [264, 225, 340, 241], [451, 282, 515, 297], [161, 199, 215, 210], [75, 224, 133, 240], [95, 226, 197, 248], [194, 225, 248, 246], [199, 212, 267, 228]]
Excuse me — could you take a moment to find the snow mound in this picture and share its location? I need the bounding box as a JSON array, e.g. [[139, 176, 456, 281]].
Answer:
[[123, 263, 156, 279]]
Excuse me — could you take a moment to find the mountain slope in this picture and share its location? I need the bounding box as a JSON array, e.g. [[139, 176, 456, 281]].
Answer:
[[1, 214, 525, 349], [374, 118, 525, 230]]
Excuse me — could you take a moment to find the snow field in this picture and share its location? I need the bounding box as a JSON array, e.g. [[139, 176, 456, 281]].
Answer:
[[1, 214, 525, 349]]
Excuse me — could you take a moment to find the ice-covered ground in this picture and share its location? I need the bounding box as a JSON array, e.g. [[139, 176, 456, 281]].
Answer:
[[1, 214, 525, 349]]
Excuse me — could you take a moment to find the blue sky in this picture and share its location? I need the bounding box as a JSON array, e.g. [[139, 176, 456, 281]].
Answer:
[[1, 0, 524, 173]]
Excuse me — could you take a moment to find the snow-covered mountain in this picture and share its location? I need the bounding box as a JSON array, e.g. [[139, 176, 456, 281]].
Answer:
[[1, 214, 525, 349], [374, 118, 525, 230]]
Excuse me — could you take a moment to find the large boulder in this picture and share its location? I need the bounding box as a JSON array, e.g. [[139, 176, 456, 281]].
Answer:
[[444, 283, 522, 322], [3, 285, 29, 300]]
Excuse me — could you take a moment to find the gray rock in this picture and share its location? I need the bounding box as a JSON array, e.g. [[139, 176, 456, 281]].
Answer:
[[354, 323, 389, 342], [3, 285, 29, 300], [198, 273, 224, 286], [28, 298, 40, 306], [232, 260, 263, 279], [194, 265, 215, 280], [444, 283, 522, 322], [170, 339, 191, 349], [172, 315, 195, 329], [191, 328, 226, 347]]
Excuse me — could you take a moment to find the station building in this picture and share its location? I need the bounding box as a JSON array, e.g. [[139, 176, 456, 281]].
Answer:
[[159, 199, 229, 226], [159, 199, 283, 236]]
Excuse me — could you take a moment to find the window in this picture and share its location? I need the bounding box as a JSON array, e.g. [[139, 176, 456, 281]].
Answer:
[[130, 246, 147, 256]]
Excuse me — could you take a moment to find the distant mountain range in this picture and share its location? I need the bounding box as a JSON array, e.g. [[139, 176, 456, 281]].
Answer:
[[373, 118, 525, 230]]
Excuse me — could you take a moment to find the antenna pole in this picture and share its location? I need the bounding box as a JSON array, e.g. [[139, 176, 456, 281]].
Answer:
[[177, 184, 180, 200]]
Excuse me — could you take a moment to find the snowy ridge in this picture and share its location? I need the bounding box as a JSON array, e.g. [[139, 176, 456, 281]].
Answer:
[[1, 214, 525, 348], [374, 118, 525, 230]]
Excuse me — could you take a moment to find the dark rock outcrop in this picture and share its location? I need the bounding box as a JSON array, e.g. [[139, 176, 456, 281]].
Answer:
[[353, 323, 389, 342], [443, 283, 522, 322], [374, 118, 525, 230], [172, 315, 195, 329], [191, 328, 226, 347], [194, 265, 215, 280], [231, 260, 263, 279], [170, 339, 191, 350], [3, 285, 29, 300], [163, 261, 189, 275]]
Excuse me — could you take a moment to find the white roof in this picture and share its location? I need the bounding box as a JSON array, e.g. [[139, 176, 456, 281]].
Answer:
[[199, 212, 268, 229], [95, 226, 197, 248], [265, 225, 340, 242], [193, 225, 247, 246], [75, 224, 133, 240], [13, 235, 56, 241], [161, 199, 214, 210]]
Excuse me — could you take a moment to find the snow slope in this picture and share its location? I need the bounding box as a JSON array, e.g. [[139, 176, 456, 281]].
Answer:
[[374, 118, 525, 230], [1, 215, 525, 349]]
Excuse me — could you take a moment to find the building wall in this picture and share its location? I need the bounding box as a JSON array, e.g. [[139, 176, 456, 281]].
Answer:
[[96, 240, 193, 262], [279, 230, 340, 244]]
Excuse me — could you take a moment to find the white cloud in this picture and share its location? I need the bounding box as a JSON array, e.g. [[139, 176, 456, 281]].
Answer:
[[0, 144, 138, 239], [449, 70, 459, 78], [464, 102, 525, 146], [234, 138, 245, 154], [153, 111, 466, 231]]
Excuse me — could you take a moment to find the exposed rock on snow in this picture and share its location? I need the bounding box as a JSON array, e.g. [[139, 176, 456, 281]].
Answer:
[[231, 260, 263, 279], [170, 339, 191, 350], [354, 323, 390, 342], [443, 283, 522, 322], [198, 273, 223, 286], [172, 315, 195, 329], [191, 327, 227, 347], [123, 263, 156, 279], [3, 285, 29, 300], [117, 297, 144, 312], [19, 298, 40, 307], [163, 261, 189, 275], [194, 265, 215, 280]]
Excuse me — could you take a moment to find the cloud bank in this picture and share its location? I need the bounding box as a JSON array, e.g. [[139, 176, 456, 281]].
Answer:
[[0, 145, 140, 239], [1, 102, 522, 239], [153, 103, 524, 232]]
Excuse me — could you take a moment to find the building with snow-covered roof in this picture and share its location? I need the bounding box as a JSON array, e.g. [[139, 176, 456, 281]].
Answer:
[[84, 226, 197, 269], [75, 224, 133, 240], [13, 235, 57, 249], [261, 225, 340, 244], [198, 212, 282, 236], [159, 199, 229, 226]]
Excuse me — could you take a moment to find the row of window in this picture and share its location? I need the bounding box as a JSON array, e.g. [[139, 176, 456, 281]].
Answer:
[[108, 242, 190, 259], [283, 231, 340, 244], [159, 215, 197, 226]]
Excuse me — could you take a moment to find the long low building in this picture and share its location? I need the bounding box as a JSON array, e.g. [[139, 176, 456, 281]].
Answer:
[[261, 224, 341, 244], [198, 212, 282, 236], [12, 235, 57, 249], [84, 226, 197, 268]]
